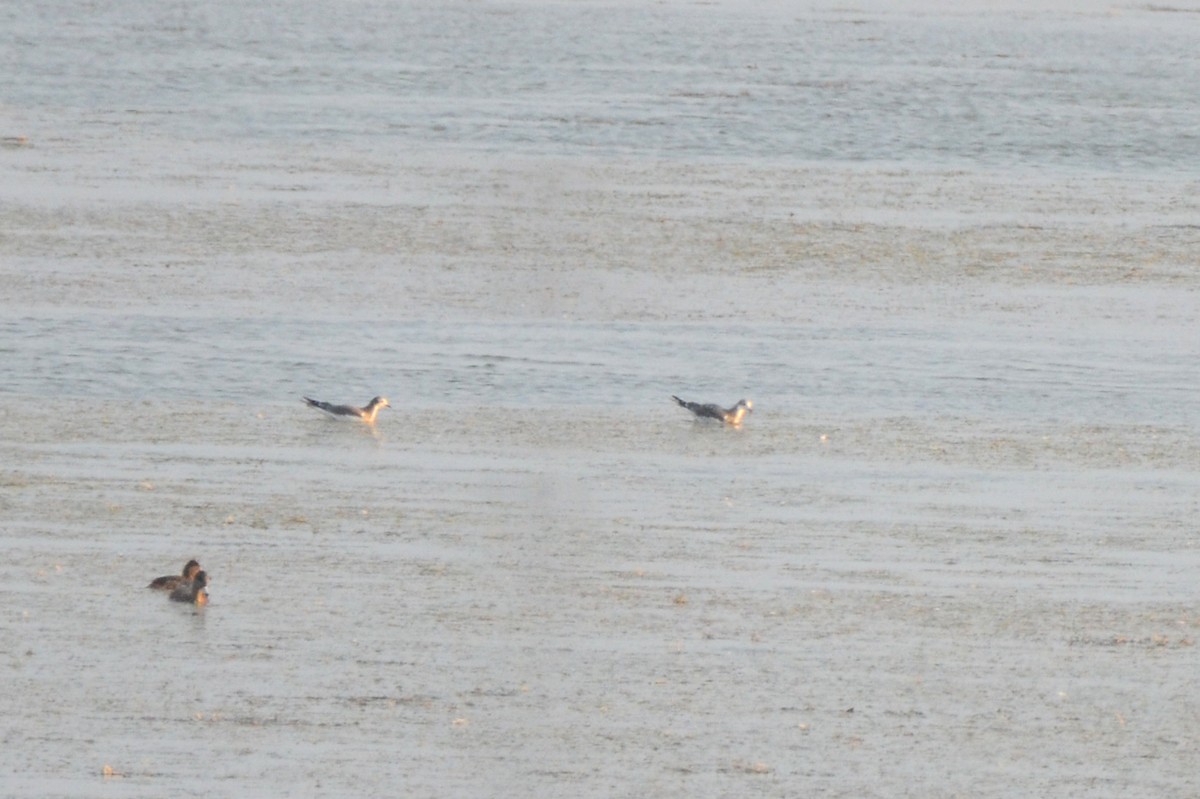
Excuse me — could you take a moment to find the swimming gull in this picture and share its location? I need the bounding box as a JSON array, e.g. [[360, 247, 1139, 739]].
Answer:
[[303, 395, 390, 425], [671, 395, 753, 426]]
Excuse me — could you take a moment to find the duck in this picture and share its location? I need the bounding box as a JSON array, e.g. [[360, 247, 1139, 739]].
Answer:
[[671, 395, 753, 427], [148, 559, 201, 591], [169, 570, 209, 605], [302, 395, 390, 425]]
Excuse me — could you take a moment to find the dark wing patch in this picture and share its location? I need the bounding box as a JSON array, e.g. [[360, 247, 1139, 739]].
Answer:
[[671, 395, 726, 421], [303, 397, 363, 417]]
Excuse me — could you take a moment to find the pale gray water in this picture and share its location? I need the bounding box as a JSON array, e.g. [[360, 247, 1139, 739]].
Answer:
[[5, 0, 1200, 169], [3, 0, 1200, 797]]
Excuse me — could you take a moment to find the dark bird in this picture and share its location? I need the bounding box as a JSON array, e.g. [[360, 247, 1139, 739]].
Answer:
[[170, 570, 209, 605], [148, 559, 201, 591], [671, 395, 753, 426], [303, 395, 390, 425]]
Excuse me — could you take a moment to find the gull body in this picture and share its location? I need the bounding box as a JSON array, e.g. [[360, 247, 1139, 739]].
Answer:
[[671, 395, 753, 426], [303, 395, 390, 425]]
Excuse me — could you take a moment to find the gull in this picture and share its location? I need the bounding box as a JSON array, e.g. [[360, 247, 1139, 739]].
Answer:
[[303, 395, 390, 425], [148, 559, 201, 591], [671, 395, 753, 426]]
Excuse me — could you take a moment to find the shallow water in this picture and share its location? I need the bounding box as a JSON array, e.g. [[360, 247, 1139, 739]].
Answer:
[[3, 0, 1200, 796]]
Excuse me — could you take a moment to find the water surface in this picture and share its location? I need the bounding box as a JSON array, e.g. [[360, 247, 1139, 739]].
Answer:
[[3, 1, 1200, 796]]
